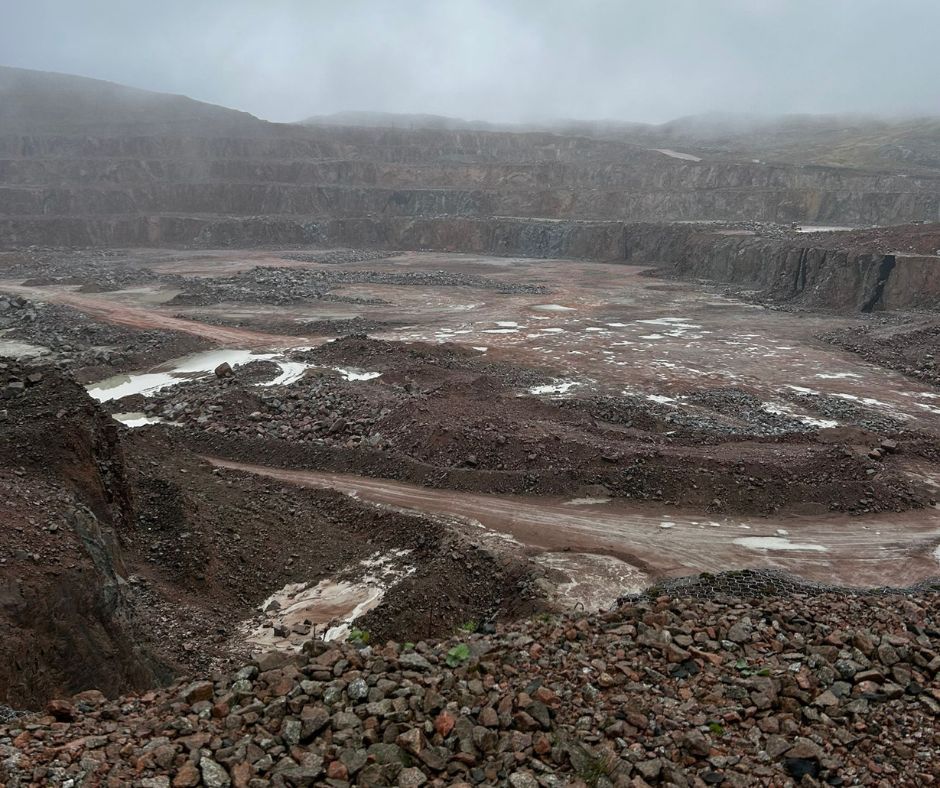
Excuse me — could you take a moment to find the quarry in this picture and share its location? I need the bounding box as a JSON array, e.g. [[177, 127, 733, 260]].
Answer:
[[0, 62, 938, 787]]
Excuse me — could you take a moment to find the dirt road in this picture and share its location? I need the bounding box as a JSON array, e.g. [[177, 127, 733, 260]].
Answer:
[[207, 458, 940, 588], [0, 281, 321, 349]]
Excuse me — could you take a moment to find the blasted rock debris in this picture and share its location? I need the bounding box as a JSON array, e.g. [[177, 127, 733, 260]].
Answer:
[[168, 267, 549, 307], [0, 295, 210, 381], [1, 587, 939, 787]]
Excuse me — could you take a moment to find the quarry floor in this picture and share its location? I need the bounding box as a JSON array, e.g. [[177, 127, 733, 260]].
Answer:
[[2, 247, 940, 676]]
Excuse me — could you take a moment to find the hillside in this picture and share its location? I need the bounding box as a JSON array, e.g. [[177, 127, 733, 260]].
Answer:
[[1, 67, 939, 253], [0, 66, 271, 136]]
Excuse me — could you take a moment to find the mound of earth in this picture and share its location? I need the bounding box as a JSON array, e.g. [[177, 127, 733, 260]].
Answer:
[[821, 318, 940, 389], [0, 359, 538, 711], [0, 295, 211, 382], [1, 583, 938, 786], [134, 337, 932, 516]]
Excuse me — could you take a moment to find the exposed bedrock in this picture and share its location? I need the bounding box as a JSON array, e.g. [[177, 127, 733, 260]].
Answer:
[[0, 214, 629, 260], [0, 362, 170, 707], [0, 167, 938, 222], [625, 222, 940, 311]]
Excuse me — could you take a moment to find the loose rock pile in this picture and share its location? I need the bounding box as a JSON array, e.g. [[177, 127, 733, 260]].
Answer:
[[278, 250, 398, 265], [139, 373, 394, 450], [169, 267, 549, 306], [821, 321, 940, 390], [1, 296, 208, 377], [1, 585, 938, 786]]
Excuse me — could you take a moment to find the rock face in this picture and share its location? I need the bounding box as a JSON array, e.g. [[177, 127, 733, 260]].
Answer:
[[624, 222, 940, 311], [0, 360, 170, 707], [1, 67, 939, 252], [1, 587, 937, 786]]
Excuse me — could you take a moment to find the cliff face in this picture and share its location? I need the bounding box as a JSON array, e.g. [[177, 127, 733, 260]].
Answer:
[[0, 67, 938, 313], [1, 69, 940, 249], [1, 135, 937, 232], [624, 223, 940, 311], [0, 362, 170, 708]]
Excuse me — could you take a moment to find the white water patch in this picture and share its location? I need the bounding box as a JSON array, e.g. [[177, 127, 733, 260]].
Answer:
[[332, 367, 382, 382], [533, 552, 648, 610], [244, 550, 414, 651], [112, 412, 162, 428], [262, 361, 315, 387], [640, 333, 666, 340], [635, 318, 703, 336], [934, 544, 940, 567], [785, 385, 820, 395], [815, 372, 862, 380], [494, 321, 520, 328], [87, 349, 380, 403], [532, 304, 576, 312], [831, 392, 893, 409], [528, 380, 580, 396], [564, 497, 611, 506], [796, 225, 855, 233], [606, 322, 629, 327], [647, 394, 676, 405], [761, 401, 839, 429], [482, 328, 519, 334], [87, 349, 273, 402], [0, 337, 51, 358], [539, 327, 565, 334], [472, 346, 488, 352], [652, 148, 702, 162], [734, 537, 828, 552], [797, 416, 839, 429]]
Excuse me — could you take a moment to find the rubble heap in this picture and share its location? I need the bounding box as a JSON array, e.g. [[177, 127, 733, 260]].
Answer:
[[2, 586, 938, 787]]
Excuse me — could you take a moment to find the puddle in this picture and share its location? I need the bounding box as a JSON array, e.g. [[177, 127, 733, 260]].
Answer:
[[332, 367, 382, 382], [111, 412, 162, 428], [651, 148, 702, 162], [87, 349, 275, 401], [262, 361, 315, 387], [831, 393, 892, 409], [734, 537, 828, 552], [533, 552, 648, 611], [243, 550, 414, 651], [761, 401, 839, 429], [86, 349, 381, 402], [637, 317, 702, 328], [528, 380, 580, 396], [0, 337, 52, 358]]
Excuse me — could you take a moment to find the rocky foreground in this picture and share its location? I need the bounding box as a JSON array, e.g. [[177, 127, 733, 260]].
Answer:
[[1, 586, 938, 787]]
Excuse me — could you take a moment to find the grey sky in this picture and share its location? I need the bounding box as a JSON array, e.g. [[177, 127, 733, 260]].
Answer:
[[1, 0, 937, 124]]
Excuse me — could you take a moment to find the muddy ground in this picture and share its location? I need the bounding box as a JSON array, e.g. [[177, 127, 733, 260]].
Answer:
[[1, 245, 939, 707]]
